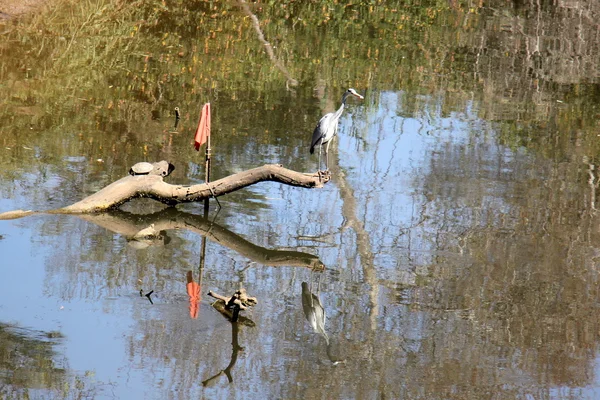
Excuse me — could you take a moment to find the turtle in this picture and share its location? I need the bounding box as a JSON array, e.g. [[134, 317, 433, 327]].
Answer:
[[129, 162, 154, 176]]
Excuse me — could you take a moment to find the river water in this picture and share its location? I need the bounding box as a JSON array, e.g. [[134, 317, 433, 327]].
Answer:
[[1, 1, 600, 399]]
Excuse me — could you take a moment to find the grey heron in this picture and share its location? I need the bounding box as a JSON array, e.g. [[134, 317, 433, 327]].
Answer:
[[310, 88, 364, 172]]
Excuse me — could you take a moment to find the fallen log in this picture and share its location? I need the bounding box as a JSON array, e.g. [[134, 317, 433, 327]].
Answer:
[[59, 163, 326, 213], [0, 162, 329, 218]]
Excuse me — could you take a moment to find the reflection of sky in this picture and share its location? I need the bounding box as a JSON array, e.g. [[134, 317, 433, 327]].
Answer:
[[309, 92, 494, 274], [197, 90, 519, 282], [0, 217, 133, 397]]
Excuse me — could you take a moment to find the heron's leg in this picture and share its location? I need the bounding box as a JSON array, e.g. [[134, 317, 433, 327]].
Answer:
[[316, 272, 321, 294], [324, 140, 331, 171], [317, 144, 322, 173], [309, 270, 315, 306]]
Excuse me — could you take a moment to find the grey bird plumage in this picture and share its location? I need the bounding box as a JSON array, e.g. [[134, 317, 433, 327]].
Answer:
[[310, 88, 364, 171]]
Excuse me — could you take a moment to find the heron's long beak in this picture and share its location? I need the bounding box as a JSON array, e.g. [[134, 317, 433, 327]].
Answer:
[[354, 93, 364, 100]]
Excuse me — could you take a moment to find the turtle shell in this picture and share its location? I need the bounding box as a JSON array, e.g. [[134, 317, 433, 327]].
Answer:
[[129, 162, 154, 175]]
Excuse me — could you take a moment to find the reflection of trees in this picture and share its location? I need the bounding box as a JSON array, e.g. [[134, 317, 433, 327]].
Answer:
[[454, 0, 600, 157], [0, 324, 64, 393], [238, 0, 298, 88], [0, 323, 92, 398], [277, 112, 600, 398], [2, 0, 599, 212], [286, 90, 600, 398], [406, 125, 600, 395], [1, 1, 600, 398]]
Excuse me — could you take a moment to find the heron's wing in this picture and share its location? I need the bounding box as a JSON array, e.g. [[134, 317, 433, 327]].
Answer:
[[310, 112, 334, 153]]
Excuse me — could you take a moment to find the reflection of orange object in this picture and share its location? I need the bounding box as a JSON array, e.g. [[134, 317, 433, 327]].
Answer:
[[186, 271, 201, 319], [194, 103, 211, 151]]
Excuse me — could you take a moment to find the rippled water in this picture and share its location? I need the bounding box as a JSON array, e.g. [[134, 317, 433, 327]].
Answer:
[[1, 1, 600, 399]]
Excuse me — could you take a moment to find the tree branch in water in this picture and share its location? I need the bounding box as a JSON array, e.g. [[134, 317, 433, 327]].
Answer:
[[0, 163, 328, 218]]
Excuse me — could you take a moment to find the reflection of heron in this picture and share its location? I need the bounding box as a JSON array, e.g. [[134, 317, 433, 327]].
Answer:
[[310, 88, 364, 172], [302, 281, 328, 344], [301, 279, 346, 365]]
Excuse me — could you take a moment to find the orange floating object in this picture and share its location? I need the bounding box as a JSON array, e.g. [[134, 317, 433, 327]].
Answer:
[[194, 103, 211, 151]]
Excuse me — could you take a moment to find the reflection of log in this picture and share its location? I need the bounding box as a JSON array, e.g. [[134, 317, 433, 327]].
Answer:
[[0, 163, 328, 218], [184, 217, 324, 269], [74, 208, 324, 269]]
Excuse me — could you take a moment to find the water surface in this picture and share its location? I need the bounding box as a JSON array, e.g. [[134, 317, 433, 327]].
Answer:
[[1, 1, 600, 399]]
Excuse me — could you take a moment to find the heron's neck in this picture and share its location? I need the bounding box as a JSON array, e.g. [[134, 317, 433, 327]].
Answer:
[[333, 92, 350, 119]]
